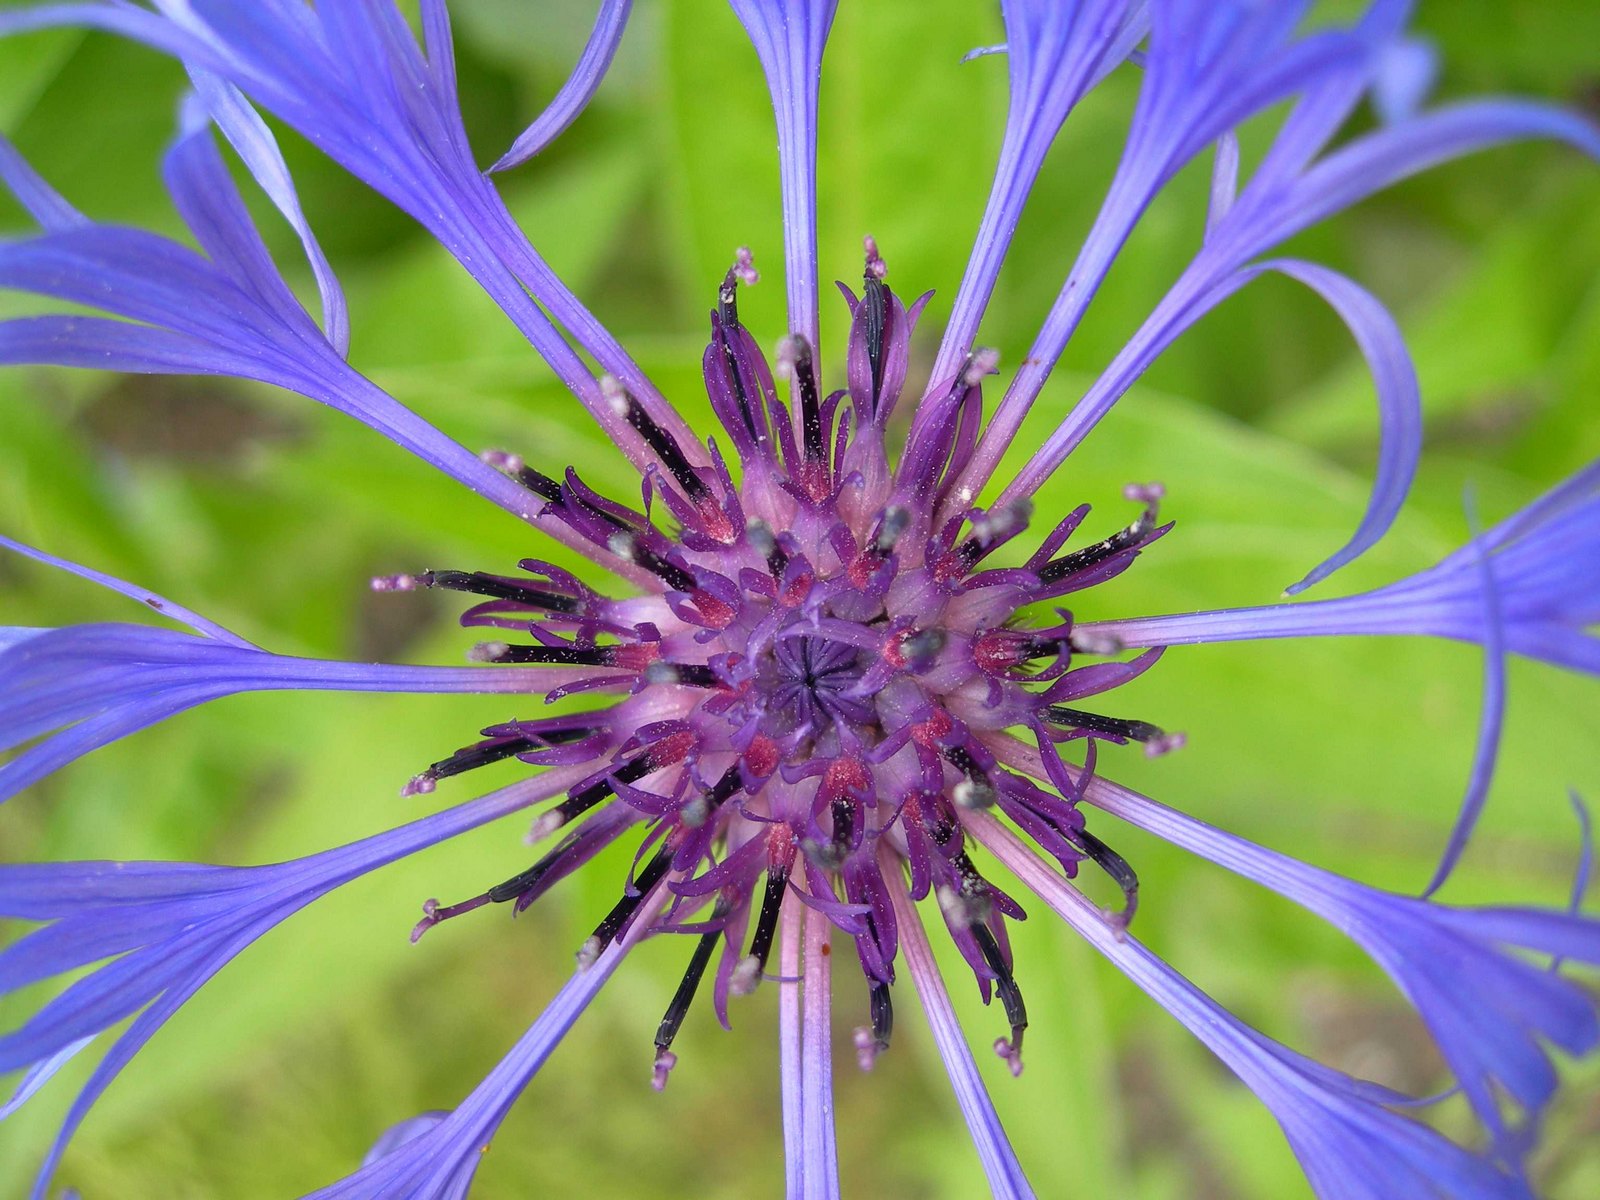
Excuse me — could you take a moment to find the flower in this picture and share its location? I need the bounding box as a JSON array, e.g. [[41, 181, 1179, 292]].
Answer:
[[1, 2, 1598, 1198]]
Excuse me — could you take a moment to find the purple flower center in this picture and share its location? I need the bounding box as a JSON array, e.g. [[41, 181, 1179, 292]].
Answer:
[[392, 247, 1177, 1082]]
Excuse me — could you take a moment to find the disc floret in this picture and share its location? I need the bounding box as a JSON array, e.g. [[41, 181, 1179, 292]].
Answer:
[[390, 245, 1176, 1081]]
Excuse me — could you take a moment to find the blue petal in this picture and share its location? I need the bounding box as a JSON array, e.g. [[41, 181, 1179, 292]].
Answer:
[[492, 0, 633, 171], [929, 0, 1149, 385], [1065, 771, 1600, 1161], [305, 930, 638, 1199], [0, 533, 252, 645], [184, 72, 350, 354], [0, 227, 268, 345], [969, 810, 1528, 1200], [1255, 260, 1422, 595], [0, 1037, 92, 1122], [1421, 500, 1507, 898], [0, 619, 570, 804], [727, 0, 839, 349], [0, 130, 85, 230], [1077, 458, 1600, 674]]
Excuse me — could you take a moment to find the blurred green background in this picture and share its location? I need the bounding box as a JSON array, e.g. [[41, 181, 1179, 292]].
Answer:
[[2, 1, 1598, 1196]]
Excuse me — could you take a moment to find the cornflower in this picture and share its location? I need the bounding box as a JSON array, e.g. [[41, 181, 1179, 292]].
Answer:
[[1, 2, 1598, 1197]]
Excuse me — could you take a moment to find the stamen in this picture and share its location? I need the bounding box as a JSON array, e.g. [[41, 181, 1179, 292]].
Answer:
[[732, 868, 789, 994], [1043, 705, 1165, 744], [417, 569, 581, 614], [579, 842, 675, 966], [653, 926, 721, 1090], [619, 388, 710, 501], [1037, 509, 1156, 585], [481, 449, 563, 502], [1072, 827, 1140, 928], [972, 922, 1027, 1077], [470, 642, 628, 667], [402, 729, 541, 797], [787, 335, 825, 464]]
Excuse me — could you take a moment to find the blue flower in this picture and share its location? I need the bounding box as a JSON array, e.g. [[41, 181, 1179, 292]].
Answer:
[[2, 2, 1598, 1198]]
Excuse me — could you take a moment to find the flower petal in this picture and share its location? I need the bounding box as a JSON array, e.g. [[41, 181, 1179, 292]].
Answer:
[[0, 619, 602, 804], [729, 0, 839, 351], [1080, 459, 1600, 675], [185, 69, 350, 354], [968, 810, 1533, 1200], [492, 0, 633, 171], [929, 0, 1149, 385], [305, 889, 651, 1199], [885, 863, 1034, 1199]]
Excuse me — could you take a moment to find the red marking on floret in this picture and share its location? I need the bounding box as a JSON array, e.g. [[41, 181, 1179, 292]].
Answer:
[[612, 642, 664, 671], [745, 734, 780, 779]]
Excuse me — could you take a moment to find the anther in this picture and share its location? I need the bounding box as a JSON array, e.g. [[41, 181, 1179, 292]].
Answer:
[[785, 335, 825, 464], [862, 264, 889, 408], [402, 728, 542, 797], [480, 449, 563, 502], [471, 642, 627, 667], [653, 923, 722, 1090], [689, 765, 745, 830], [618, 391, 709, 501], [853, 985, 893, 1073], [1038, 509, 1157, 586], [828, 798, 857, 863], [870, 979, 893, 1052], [416, 569, 581, 614], [1072, 827, 1140, 928], [1043, 705, 1165, 745], [631, 542, 699, 592], [733, 868, 790, 994], [955, 498, 1034, 568], [579, 842, 674, 966], [521, 754, 663, 847], [972, 922, 1027, 1077]]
